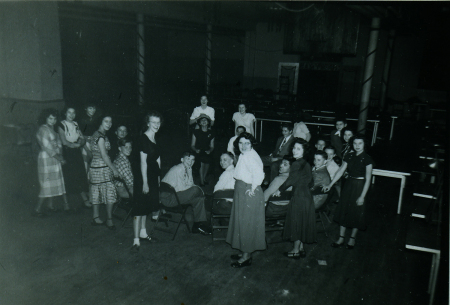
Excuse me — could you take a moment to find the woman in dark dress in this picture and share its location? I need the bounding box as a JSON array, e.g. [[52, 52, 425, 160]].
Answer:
[[191, 117, 215, 186], [278, 138, 316, 259], [131, 111, 162, 252], [323, 135, 373, 249], [57, 106, 91, 209]]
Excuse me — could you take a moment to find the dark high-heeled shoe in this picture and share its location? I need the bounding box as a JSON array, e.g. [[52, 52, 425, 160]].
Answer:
[[231, 258, 252, 268], [230, 254, 242, 260], [331, 235, 345, 248], [346, 237, 355, 249]]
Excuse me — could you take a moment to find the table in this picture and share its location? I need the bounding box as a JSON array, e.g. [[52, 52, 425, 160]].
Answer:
[[405, 218, 441, 305], [371, 169, 411, 214]]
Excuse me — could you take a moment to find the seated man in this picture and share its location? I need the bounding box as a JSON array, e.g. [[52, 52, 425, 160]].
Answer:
[[227, 125, 246, 157], [262, 122, 295, 182], [212, 152, 235, 215], [264, 156, 294, 219], [113, 137, 133, 199], [160, 151, 211, 235]]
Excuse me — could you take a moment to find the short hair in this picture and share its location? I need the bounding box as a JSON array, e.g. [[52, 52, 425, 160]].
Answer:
[[238, 102, 247, 108], [38, 108, 59, 125], [116, 125, 128, 132], [181, 151, 195, 159], [324, 145, 336, 153], [144, 111, 163, 128], [335, 117, 347, 124], [234, 132, 257, 153], [342, 127, 355, 141], [95, 114, 113, 129], [221, 151, 234, 160], [291, 137, 310, 156], [236, 125, 246, 132], [197, 116, 211, 127], [352, 134, 367, 147], [316, 137, 326, 145], [282, 155, 296, 166], [117, 137, 132, 148], [281, 122, 294, 131], [61, 105, 77, 120], [314, 150, 328, 160], [84, 102, 97, 109]]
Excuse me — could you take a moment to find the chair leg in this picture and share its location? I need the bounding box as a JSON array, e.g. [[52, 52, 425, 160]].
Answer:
[[318, 212, 328, 237], [121, 208, 133, 228]]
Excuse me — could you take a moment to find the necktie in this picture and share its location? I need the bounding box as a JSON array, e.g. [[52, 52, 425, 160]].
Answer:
[[278, 138, 287, 153]]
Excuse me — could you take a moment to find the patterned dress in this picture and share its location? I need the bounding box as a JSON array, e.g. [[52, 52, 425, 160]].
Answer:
[[89, 131, 117, 205], [36, 125, 66, 198]]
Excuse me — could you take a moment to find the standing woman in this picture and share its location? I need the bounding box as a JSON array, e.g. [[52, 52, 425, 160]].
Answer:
[[57, 106, 91, 208], [189, 95, 215, 129], [323, 135, 373, 249], [89, 115, 119, 229], [34, 108, 69, 215], [278, 138, 316, 258], [131, 112, 162, 252], [191, 117, 215, 186], [232, 103, 256, 137], [226, 132, 265, 268]]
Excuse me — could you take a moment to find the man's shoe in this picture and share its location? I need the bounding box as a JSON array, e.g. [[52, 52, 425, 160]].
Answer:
[[192, 223, 211, 235]]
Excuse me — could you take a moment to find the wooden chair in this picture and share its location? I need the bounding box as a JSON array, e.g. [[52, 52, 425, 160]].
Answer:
[[151, 182, 191, 241], [210, 189, 234, 242], [112, 181, 133, 229], [265, 191, 291, 244]]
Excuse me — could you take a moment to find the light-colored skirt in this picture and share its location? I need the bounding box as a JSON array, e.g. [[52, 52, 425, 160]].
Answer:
[[38, 151, 66, 198]]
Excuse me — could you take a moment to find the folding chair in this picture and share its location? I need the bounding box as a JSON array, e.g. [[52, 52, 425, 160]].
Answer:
[[210, 189, 234, 242], [112, 180, 134, 229], [314, 187, 334, 237], [151, 182, 191, 240], [265, 191, 292, 244]]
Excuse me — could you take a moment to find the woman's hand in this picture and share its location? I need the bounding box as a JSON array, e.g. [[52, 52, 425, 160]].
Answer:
[[196, 149, 201, 154], [245, 189, 256, 197], [356, 196, 364, 206], [205, 150, 211, 155], [273, 190, 281, 197], [322, 184, 332, 192], [112, 168, 120, 177], [142, 183, 149, 194]]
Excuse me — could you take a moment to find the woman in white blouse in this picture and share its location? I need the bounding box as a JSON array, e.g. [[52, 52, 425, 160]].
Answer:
[[232, 103, 256, 137], [190, 95, 215, 129], [226, 132, 266, 268]]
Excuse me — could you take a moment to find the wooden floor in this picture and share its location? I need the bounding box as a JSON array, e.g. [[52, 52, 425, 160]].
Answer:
[[0, 120, 447, 305]]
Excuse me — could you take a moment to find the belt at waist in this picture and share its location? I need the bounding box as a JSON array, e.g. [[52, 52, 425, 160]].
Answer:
[[349, 176, 365, 180]]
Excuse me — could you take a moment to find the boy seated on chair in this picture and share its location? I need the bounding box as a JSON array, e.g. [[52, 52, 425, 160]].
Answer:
[[160, 151, 211, 235], [113, 137, 133, 199], [212, 152, 235, 215], [262, 122, 295, 183], [264, 156, 294, 221]]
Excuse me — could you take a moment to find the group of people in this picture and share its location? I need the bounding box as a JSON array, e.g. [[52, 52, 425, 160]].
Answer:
[[212, 116, 373, 267], [33, 95, 373, 266]]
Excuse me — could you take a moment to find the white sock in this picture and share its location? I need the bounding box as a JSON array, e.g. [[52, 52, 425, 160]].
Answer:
[[133, 238, 140, 246], [139, 229, 148, 238]]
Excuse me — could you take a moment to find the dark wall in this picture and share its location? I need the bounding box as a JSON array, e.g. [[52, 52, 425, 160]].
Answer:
[[59, 16, 137, 115]]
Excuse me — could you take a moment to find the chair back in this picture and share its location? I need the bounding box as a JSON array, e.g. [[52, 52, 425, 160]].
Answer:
[[159, 182, 183, 207], [268, 190, 292, 205]]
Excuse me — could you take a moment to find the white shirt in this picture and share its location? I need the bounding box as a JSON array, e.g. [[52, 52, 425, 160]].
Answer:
[[190, 106, 215, 122], [232, 112, 256, 136], [227, 135, 238, 156], [214, 165, 235, 193], [326, 159, 340, 180], [234, 148, 265, 191]]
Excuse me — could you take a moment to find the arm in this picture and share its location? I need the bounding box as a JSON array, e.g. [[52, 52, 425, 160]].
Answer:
[[57, 126, 80, 148], [189, 108, 199, 125], [356, 164, 373, 206], [191, 134, 200, 153], [206, 138, 214, 154], [323, 161, 348, 192], [140, 151, 149, 193], [98, 138, 119, 176]]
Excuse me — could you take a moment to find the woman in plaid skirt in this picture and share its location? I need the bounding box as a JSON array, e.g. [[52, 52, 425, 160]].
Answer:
[[89, 115, 120, 230], [34, 108, 69, 216]]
